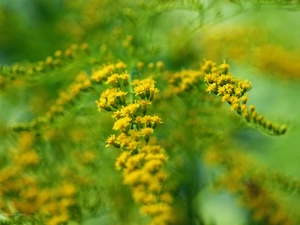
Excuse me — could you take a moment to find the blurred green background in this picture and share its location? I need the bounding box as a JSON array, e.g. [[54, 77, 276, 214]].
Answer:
[[1, 1, 300, 225]]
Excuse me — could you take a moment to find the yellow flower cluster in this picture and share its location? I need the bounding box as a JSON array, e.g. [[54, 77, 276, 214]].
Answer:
[[0, 132, 77, 225], [97, 69, 173, 225], [116, 138, 173, 225], [91, 61, 127, 83], [205, 149, 295, 225], [132, 78, 159, 101], [164, 70, 203, 97], [203, 60, 287, 136], [40, 183, 77, 225]]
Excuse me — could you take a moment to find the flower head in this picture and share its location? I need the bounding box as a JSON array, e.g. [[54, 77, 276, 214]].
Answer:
[[113, 117, 132, 132]]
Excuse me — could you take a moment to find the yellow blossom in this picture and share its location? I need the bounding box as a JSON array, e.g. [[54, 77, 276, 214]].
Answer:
[[119, 73, 130, 86], [106, 73, 120, 87], [133, 78, 159, 100], [141, 115, 152, 125], [123, 170, 142, 185], [142, 193, 157, 204], [141, 127, 154, 137], [132, 185, 146, 202], [106, 134, 119, 147], [140, 204, 160, 216], [144, 159, 163, 173], [113, 117, 132, 132], [126, 153, 145, 170], [206, 83, 217, 93], [129, 129, 141, 140], [115, 151, 130, 170], [115, 61, 126, 71], [145, 153, 168, 162], [120, 103, 140, 117]]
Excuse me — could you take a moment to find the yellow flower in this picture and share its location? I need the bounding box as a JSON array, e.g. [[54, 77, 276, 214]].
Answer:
[[150, 205, 174, 225], [46, 213, 68, 225], [115, 61, 127, 71], [115, 151, 130, 170], [113, 117, 132, 132], [129, 129, 141, 140], [219, 60, 230, 74], [106, 134, 120, 148], [150, 115, 163, 128], [140, 145, 163, 154], [145, 153, 168, 162], [217, 86, 226, 95], [119, 73, 130, 86], [144, 159, 163, 173], [91, 69, 107, 83], [140, 204, 160, 216], [112, 110, 122, 119], [126, 153, 145, 170], [141, 127, 154, 139], [234, 87, 243, 97], [115, 90, 127, 105], [123, 170, 142, 185], [124, 139, 138, 150], [106, 73, 120, 87], [221, 94, 230, 103], [133, 78, 159, 100], [141, 115, 152, 126], [206, 83, 217, 93], [224, 83, 234, 94], [120, 103, 140, 117], [231, 102, 240, 111], [116, 133, 131, 147], [138, 99, 151, 115], [239, 80, 251, 91], [132, 185, 146, 202], [142, 193, 157, 204], [241, 95, 249, 104], [134, 85, 146, 98]]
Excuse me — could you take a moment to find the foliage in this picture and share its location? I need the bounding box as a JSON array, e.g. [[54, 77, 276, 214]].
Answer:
[[0, 1, 300, 225]]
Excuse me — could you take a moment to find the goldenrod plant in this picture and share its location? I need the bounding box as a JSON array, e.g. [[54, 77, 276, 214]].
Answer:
[[0, 1, 300, 225]]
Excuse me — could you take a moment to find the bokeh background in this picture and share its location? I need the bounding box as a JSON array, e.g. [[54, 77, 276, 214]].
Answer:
[[1, 1, 300, 225]]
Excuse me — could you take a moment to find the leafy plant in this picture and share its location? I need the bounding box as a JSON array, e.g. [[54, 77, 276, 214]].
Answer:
[[0, 1, 300, 225]]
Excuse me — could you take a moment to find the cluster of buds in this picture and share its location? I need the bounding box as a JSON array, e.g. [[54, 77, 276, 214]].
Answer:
[[203, 60, 287, 136]]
